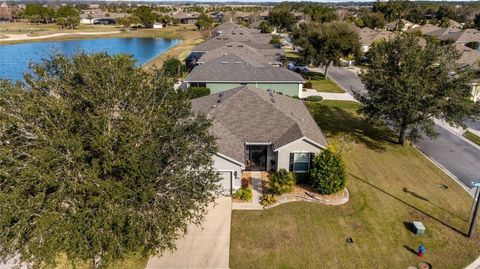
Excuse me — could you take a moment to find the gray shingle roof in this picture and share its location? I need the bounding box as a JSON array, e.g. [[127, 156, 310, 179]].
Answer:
[[191, 86, 328, 163], [185, 54, 304, 83], [196, 42, 283, 66]]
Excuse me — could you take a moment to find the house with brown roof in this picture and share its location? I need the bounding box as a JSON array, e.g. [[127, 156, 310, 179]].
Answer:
[[356, 27, 395, 52], [191, 86, 328, 193]]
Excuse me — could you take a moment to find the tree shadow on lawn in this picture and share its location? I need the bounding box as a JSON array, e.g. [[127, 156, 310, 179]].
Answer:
[[350, 173, 468, 236], [308, 103, 397, 152]]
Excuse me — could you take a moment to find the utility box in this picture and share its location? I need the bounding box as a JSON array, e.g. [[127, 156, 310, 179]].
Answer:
[[413, 221, 426, 235]]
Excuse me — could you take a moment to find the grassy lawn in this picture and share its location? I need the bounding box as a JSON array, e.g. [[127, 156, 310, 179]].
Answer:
[[303, 72, 345, 93], [464, 130, 480, 146], [230, 100, 480, 269]]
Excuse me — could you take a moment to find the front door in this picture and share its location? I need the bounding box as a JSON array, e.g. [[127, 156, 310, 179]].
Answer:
[[245, 145, 267, 171]]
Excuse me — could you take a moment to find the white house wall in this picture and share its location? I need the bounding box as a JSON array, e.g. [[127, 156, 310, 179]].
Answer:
[[276, 138, 323, 171], [212, 154, 243, 191]]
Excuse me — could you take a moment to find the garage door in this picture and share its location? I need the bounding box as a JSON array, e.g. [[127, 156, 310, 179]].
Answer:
[[218, 171, 232, 195]]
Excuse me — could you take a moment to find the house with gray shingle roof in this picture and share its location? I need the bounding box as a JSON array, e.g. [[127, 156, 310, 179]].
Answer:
[[191, 86, 328, 193], [185, 54, 304, 97]]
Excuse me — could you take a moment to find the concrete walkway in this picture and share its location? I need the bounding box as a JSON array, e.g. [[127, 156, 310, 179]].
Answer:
[[146, 197, 231, 269], [302, 89, 357, 101], [232, 172, 263, 210]]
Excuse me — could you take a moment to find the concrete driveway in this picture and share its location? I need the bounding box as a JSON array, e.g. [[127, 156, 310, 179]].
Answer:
[[146, 197, 231, 269]]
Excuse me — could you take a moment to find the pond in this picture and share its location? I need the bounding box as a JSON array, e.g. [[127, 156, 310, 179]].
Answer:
[[0, 37, 181, 81]]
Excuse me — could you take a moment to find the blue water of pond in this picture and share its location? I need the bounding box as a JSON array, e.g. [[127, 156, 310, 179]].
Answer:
[[0, 37, 180, 81]]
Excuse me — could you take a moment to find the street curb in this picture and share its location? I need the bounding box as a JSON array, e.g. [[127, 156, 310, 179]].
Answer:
[[413, 145, 474, 197]]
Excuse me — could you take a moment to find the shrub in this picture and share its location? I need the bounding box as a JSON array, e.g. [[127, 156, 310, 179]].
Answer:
[[310, 148, 347, 195], [305, 96, 323, 102], [304, 81, 313, 88], [260, 193, 278, 207], [233, 187, 253, 201], [162, 57, 183, 78], [186, 87, 210, 99], [241, 177, 250, 188], [269, 169, 295, 195], [259, 21, 273, 33], [270, 35, 281, 47]]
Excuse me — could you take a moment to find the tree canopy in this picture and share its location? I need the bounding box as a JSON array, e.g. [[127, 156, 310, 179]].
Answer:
[[195, 13, 214, 31], [291, 21, 360, 78], [0, 53, 219, 268], [133, 6, 158, 26], [268, 8, 296, 32], [356, 34, 480, 145]]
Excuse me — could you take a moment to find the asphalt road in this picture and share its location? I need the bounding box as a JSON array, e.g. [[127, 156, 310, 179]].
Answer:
[[322, 66, 366, 96], [416, 125, 480, 189], [326, 66, 480, 190]]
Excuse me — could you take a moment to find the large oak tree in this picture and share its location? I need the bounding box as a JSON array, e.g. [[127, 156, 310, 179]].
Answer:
[[356, 34, 480, 145], [0, 53, 219, 268], [292, 21, 361, 78]]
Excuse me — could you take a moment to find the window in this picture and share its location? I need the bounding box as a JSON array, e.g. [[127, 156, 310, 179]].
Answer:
[[292, 153, 311, 173]]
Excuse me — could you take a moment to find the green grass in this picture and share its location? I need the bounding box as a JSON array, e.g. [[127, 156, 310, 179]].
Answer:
[[230, 100, 480, 269], [464, 131, 480, 146], [285, 50, 300, 60], [303, 71, 345, 93]]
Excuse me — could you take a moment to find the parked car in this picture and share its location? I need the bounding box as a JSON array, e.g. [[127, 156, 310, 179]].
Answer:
[[288, 63, 309, 73]]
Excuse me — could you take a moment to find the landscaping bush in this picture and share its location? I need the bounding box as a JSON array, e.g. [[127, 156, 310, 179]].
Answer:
[[310, 148, 347, 195], [233, 186, 253, 201], [270, 35, 281, 47], [269, 169, 295, 195], [260, 193, 278, 207], [305, 96, 323, 102], [162, 57, 183, 78], [304, 81, 313, 88], [186, 87, 210, 99]]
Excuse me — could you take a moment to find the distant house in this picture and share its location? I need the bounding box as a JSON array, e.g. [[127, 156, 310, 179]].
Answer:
[[386, 19, 419, 32], [439, 29, 480, 44], [172, 12, 200, 24], [191, 86, 328, 193], [0, 2, 12, 21], [185, 54, 303, 97], [455, 43, 480, 69], [472, 81, 480, 102], [356, 27, 395, 52], [153, 22, 165, 29]]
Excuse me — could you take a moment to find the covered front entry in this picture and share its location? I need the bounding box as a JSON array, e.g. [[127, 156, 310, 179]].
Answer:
[[245, 145, 268, 171]]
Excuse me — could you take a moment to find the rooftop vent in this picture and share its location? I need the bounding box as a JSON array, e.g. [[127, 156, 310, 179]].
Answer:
[[234, 61, 243, 64], [238, 45, 244, 47], [217, 96, 223, 103], [270, 97, 276, 103], [220, 61, 229, 64], [269, 91, 274, 97], [227, 45, 233, 47]]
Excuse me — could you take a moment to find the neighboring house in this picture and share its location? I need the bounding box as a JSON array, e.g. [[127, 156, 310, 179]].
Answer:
[[449, 19, 463, 29], [172, 12, 200, 24], [186, 23, 280, 70], [413, 23, 441, 35], [455, 43, 480, 69], [185, 54, 304, 97], [356, 27, 395, 52], [153, 22, 165, 29], [195, 42, 283, 67], [385, 19, 419, 32], [439, 28, 480, 44], [422, 26, 462, 39], [79, 11, 128, 25], [191, 86, 328, 193], [0, 2, 12, 21]]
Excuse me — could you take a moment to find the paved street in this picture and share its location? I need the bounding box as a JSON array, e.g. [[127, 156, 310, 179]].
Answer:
[[324, 66, 480, 190], [319, 66, 366, 96], [416, 124, 480, 189]]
